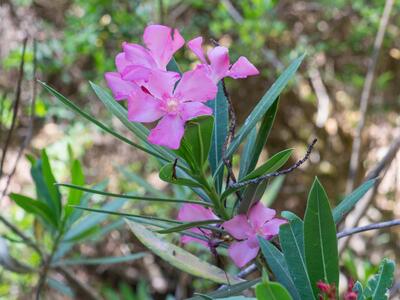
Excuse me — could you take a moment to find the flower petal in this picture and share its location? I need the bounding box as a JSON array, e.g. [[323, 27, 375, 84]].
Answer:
[[261, 218, 287, 237], [122, 42, 156, 68], [180, 102, 212, 121], [223, 215, 252, 240], [207, 46, 230, 82], [248, 201, 276, 229], [121, 65, 152, 82], [187, 37, 207, 64], [148, 115, 185, 149], [126, 91, 163, 123], [228, 240, 259, 268], [115, 52, 130, 73], [177, 204, 218, 222], [104, 72, 137, 101], [180, 228, 210, 247], [228, 56, 259, 79], [174, 66, 217, 102], [143, 25, 184, 69], [146, 69, 180, 100]]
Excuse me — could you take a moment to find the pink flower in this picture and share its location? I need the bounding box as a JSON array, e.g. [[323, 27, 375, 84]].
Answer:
[[177, 204, 219, 247], [222, 202, 286, 268], [105, 24, 184, 101], [187, 36, 259, 83], [127, 66, 217, 149]]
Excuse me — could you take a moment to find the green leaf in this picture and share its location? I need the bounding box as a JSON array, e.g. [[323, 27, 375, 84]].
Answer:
[[155, 219, 223, 234], [176, 116, 214, 171], [89, 81, 176, 161], [159, 163, 203, 188], [47, 278, 74, 298], [239, 99, 279, 179], [126, 220, 242, 285], [187, 279, 260, 300], [332, 179, 376, 223], [57, 183, 212, 207], [38, 81, 162, 159], [207, 82, 228, 193], [216, 54, 305, 176], [354, 281, 364, 300], [65, 159, 85, 218], [258, 238, 300, 300], [166, 57, 182, 74], [238, 181, 268, 214], [235, 149, 292, 213], [41, 150, 62, 218], [255, 280, 293, 300], [53, 253, 147, 266], [261, 176, 285, 207], [241, 149, 293, 181], [304, 178, 339, 297], [279, 222, 314, 300], [363, 258, 395, 300], [10, 193, 58, 228]]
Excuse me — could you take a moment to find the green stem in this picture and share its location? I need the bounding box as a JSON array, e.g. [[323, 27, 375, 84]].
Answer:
[[198, 171, 228, 219]]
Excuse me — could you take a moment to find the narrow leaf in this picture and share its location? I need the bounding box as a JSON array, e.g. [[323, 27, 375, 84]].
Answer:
[[41, 150, 62, 218], [258, 238, 300, 300], [126, 220, 242, 284], [65, 159, 85, 218], [58, 183, 212, 207], [279, 222, 314, 300], [239, 99, 279, 178], [156, 219, 223, 234], [208, 82, 228, 193], [159, 163, 203, 188], [53, 253, 147, 266], [255, 280, 293, 300], [304, 178, 339, 297], [332, 179, 376, 223]]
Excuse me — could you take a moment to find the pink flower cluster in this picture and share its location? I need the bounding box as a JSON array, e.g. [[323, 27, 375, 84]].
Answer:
[[105, 25, 259, 149], [178, 202, 286, 268]]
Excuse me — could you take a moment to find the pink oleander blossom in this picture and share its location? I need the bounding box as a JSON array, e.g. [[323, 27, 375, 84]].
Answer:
[[187, 36, 259, 83], [105, 24, 184, 101], [177, 204, 219, 247], [127, 66, 217, 149], [222, 202, 286, 267]]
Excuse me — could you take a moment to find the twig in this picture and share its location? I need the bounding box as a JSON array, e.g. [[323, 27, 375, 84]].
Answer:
[[0, 92, 7, 143], [339, 133, 400, 253], [0, 37, 27, 178], [337, 219, 400, 239], [230, 138, 317, 189], [345, 0, 395, 193], [1, 39, 37, 200]]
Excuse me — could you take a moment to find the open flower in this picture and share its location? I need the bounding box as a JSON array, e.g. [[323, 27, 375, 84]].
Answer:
[[187, 36, 259, 83], [105, 24, 184, 101], [127, 66, 217, 149], [177, 204, 218, 247], [222, 202, 286, 267]]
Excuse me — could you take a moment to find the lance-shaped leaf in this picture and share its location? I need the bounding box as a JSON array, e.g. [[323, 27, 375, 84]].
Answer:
[[239, 99, 280, 179], [9, 193, 58, 228], [280, 221, 314, 300], [41, 150, 62, 217], [215, 54, 305, 177], [176, 116, 214, 171], [65, 159, 85, 218], [304, 178, 339, 297], [207, 82, 228, 193], [363, 258, 395, 300], [258, 238, 300, 300], [156, 219, 224, 234], [126, 220, 242, 284], [332, 179, 376, 224], [57, 183, 212, 207], [238, 181, 268, 214]]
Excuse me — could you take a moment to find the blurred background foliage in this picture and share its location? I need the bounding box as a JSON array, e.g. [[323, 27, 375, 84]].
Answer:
[[0, 0, 400, 299]]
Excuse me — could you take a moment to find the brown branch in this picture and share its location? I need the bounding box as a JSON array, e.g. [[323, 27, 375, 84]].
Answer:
[[1, 39, 37, 200], [0, 37, 27, 178], [230, 138, 317, 189], [345, 0, 395, 193]]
